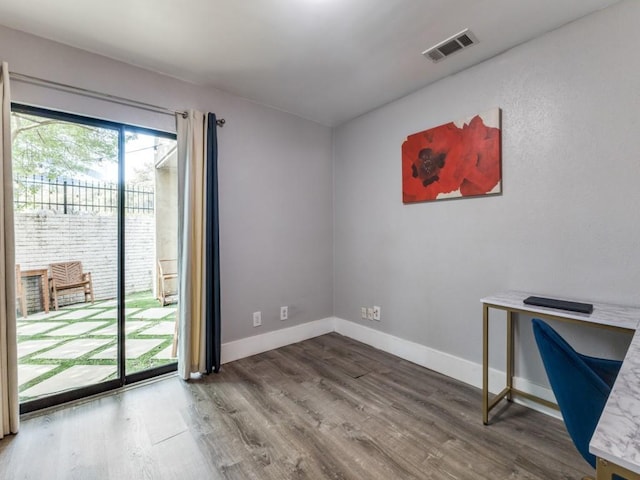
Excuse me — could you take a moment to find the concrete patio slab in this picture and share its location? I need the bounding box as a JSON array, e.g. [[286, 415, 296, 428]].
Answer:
[[31, 338, 113, 359], [96, 299, 118, 308], [91, 308, 140, 319], [45, 321, 110, 337], [20, 364, 116, 399], [91, 321, 154, 336], [141, 321, 176, 336], [17, 321, 66, 336], [18, 364, 58, 386], [21, 310, 65, 321], [17, 339, 60, 358], [53, 309, 104, 320], [154, 345, 177, 360], [55, 301, 95, 310], [132, 308, 176, 320], [91, 338, 166, 360], [17, 294, 179, 397]]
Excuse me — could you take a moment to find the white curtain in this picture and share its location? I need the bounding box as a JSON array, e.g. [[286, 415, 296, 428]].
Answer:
[[176, 111, 208, 379], [0, 61, 19, 438]]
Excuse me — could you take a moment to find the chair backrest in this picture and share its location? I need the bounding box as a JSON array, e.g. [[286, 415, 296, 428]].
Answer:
[[50, 261, 84, 285], [158, 259, 177, 277], [532, 318, 617, 468]]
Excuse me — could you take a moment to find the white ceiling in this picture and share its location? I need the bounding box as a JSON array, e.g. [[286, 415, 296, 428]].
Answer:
[[0, 0, 622, 126]]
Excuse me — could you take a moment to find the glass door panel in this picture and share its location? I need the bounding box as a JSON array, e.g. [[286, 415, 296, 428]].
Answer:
[[123, 129, 178, 376], [12, 107, 120, 405]]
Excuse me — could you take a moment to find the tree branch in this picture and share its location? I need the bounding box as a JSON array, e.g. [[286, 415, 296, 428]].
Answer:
[[11, 113, 97, 142]]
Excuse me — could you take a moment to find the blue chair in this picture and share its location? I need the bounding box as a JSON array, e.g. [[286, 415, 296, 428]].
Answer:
[[532, 318, 623, 476]]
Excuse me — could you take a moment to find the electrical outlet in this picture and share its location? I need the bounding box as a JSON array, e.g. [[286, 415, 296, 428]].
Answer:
[[373, 306, 381, 321], [253, 311, 262, 327], [280, 306, 288, 321], [367, 307, 374, 320], [361, 307, 367, 319]]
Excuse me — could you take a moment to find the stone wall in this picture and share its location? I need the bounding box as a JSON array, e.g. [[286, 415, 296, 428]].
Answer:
[[15, 210, 155, 313]]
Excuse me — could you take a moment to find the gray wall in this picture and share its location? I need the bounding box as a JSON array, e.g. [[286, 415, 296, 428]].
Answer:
[[333, 0, 639, 386], [0, 25, 334, 343], [3, 1, 639, 389]]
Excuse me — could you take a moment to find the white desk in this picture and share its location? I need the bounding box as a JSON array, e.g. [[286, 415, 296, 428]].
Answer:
[[590, 327, 640, 479], [481, 291, 640, 480]]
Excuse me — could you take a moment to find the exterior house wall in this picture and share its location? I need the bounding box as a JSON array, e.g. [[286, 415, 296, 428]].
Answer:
[[15, 211, 154, 312]]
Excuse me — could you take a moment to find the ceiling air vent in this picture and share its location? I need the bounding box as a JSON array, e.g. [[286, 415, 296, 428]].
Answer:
[[422, 29, 478, 63]]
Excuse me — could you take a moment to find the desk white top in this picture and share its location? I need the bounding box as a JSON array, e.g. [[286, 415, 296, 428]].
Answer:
[[481, 290, 639, 330], [482, 290, 640, 474], [590, 328, 640, 474]]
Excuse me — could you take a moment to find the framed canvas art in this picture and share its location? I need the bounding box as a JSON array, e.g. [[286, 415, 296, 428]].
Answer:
[[402, 108, 501, 203]]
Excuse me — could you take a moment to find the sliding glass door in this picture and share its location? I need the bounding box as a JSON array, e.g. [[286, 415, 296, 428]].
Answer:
[[123, 128, 178, 379], [12, 104, 177, 412]]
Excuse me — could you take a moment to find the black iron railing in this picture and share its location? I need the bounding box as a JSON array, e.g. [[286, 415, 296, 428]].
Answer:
[[14, 176, 154, 214]]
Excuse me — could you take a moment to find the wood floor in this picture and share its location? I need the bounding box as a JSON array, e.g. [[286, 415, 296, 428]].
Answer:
[[0, 333, 590, 479]]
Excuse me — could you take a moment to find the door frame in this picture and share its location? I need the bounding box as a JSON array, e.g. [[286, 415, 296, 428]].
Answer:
[[12, 103, 178, 414]]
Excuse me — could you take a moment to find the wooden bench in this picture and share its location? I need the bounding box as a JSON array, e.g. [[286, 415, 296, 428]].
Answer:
[[49, 261, 94, 310]]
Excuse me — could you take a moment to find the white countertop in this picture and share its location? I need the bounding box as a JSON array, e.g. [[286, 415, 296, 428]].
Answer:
[[590, 328, 640, 474], [481, 290, 639, 330]]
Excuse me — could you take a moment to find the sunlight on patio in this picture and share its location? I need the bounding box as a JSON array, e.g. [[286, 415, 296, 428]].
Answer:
[[17, 291, 177, 402]]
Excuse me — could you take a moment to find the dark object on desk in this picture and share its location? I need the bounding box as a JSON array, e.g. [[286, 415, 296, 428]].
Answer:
[[523, 295, 593, 314], [532, 319, 622, 472]]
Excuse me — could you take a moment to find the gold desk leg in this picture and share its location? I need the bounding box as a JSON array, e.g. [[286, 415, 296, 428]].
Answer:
[[482, 303, 489, 425], [597, 457, 640, 479], [506, 310, 514, 401]]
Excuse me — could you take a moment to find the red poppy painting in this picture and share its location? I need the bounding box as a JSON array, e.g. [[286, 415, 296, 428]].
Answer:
[[402, 108, 501, 203]]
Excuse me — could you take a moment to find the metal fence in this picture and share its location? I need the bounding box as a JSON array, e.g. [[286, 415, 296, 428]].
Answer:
[[14, 175, 154, 214]]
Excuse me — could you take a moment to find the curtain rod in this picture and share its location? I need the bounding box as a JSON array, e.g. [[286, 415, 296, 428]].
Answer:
[[9, 71, 226, 127]]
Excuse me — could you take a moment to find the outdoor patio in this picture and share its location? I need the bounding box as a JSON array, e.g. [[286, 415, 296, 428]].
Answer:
[[17, 292, 177, 402]]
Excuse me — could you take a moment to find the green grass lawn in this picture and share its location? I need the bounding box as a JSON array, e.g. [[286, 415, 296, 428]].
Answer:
[[18, 290, 177, 401]]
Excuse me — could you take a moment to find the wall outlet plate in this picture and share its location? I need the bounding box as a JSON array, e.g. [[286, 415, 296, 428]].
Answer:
[[253, 311, 262, 327], [280, 306, 288, 321], [373, 306, 381, 321]]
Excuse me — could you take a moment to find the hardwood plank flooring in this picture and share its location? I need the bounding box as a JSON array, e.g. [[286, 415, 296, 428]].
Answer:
[[0, 333, 590, 479]]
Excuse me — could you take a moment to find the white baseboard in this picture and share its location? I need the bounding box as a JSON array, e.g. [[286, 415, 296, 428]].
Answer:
[[221, 317, 335, 364], [333, 317, 502, 390], [333, 317, 560, 419], [219, 316, 559, 419]]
